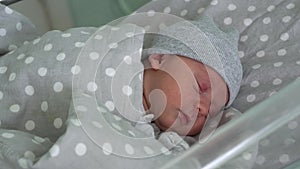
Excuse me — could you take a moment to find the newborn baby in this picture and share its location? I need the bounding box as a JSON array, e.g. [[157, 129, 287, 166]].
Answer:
[[140, 15, 243, 137]]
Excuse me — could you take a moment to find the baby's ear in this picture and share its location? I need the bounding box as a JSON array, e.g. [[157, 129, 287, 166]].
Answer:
[[148, 54, 166, 70]]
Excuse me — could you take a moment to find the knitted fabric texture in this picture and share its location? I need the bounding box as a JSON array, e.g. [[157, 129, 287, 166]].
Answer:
[[143, 14, 243, 107]]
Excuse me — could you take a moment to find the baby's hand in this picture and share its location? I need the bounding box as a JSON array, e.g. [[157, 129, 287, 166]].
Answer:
[[134, 114, 155, 137], [158, 131, 190, 152]]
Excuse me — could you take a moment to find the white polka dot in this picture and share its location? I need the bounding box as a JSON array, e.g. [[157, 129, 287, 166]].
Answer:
[[267, 5, 275, 12], [280, 33, 289, 41], [279, 154, 290, 164], [76, 105, 88, 112], [54, 118, 63, 129], [247, 94, 256, 102], [32, 38, 40, 45], [44, 44, 53, 51], [53, 82, 63, 92], [61, 33, 71, 37], [210, 0, 218, 5], [224, 17, 232, 25], [24, 57, 34, 64], [25, 85, 34, 96], [25, 120, 35, 131], [0, 28, 7, 37], [97, 106, 108, 113], [89, 52, 99, 60], [250, 80, 260, 87], [2, 132, 15, 138], [75, 143, 87, 156], [238, 51, 244, 58], [123, 55, 132, 64], [125, 32, 134, 38], [228, 4, 237, 11], [273, 62, 283, 67], [0, 91, 3, 100], [122, 85, 133, 96], [87, 82, 98, 92], [112, 123, 122, 131], [163, 7, 171, 13], [94, 34, 103, 40], [260, 139, 270, 146], [256, 50, 265, 58], [180, 9, 188, 16], [75, 42, 85, 48], [272, 78, 282, 85], [147, 10, 155, 17], [128, 130, 136, 137], [113, 115, 122, 121], [260, 34, 269, 42], [243, 152, 252, 160], [92, 121, 103, 128], [49, 144, 60, 157], [184, 0, 190, 2], [34, 136, 45, 143], [17, 53, 25, 60], [105, 68, 115, 77], [111, 26, 120, 31], [288, 121, 298, 129], [284, 138, 295, 146], [18, 158, 28, 169], [24, 151, 35, 161], [10, 104, 20, 113], [161, 147, 171, 155], [0, 66, 7, 74], [86, 29, 95, 36], [8, 44, 17, 51], [71, 65, 81, 75], [38, 67, 47, 77], [197, 8, 205, 14], [143, 146, 154, 155], [286, 3, 295, 9], [244, 18, 253, 26], [282, 16, 291, 23], [263, 17, 271, 24], [56, 53, 66, 61], [296, 61, 300, 65], [247, 6, 256, 12], [256, 155, 266, 165], [102, 143, 113, 155], [9, 73, 16, 81], [108, 43, 118, 49], [105, 101, 115, 111], [277, 49, 287, 56], [16, 22, 22, 31], [252, 64, 261, 70], [4, 7, 13, 14], [125, 144, 134, 155], [70, 118, 81, 126]]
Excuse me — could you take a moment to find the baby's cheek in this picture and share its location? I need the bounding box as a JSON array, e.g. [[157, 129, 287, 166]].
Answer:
[[148, 89, 167, 117], [188, 118, 206, 135]]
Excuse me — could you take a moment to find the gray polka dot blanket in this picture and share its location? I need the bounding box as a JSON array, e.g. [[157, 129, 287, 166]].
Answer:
[[1, 0, 300, 168]]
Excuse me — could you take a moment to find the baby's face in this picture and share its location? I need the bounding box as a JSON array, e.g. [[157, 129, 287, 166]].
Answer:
[[143, 54, 228, 136]]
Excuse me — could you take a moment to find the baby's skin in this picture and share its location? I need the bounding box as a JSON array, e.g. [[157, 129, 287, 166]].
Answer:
[[142, 54, 229, 136]]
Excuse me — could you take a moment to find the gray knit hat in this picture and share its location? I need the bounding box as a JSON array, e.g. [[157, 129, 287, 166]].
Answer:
[[143, 14, 243, 107]]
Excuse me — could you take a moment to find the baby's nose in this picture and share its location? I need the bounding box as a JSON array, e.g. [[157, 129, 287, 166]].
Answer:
[[197, 100, 210, 117]]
